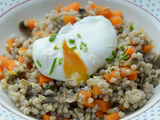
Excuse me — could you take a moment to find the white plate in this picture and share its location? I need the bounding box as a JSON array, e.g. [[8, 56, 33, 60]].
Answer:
[[0, 0, 160, 120]]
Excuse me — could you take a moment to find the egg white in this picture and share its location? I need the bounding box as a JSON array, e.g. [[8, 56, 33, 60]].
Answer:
[[32, 16, 117, 81]]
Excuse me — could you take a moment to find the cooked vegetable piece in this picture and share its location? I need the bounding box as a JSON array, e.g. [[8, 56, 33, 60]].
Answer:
[[7, 38, 14, 53], [37, 59, 42, 68], [92, 85, 102, 95], [77, 33, 81, 38], [63, 16, 76, 25], [112, 50, 117, 57], [83, 48, 88, 52], [19, 46, 28, 52], [120, 67, 139, 77], [45, 85, 53, 91], [0, 55, 5, 61], [28, 19, 36, 28], [103, 71, 121, 83], [97, 9, 112, 19], [8, 61, 17, 71], [42, 114, 51, 120], [95, 110, 104, 118], [120, 45, 125, 50], [106, 112, 120, 120], [1, 59, 14, 69], [79, 91, 96, 108], [0, 65, 5, 79], [69, 39, 75, 44], [127, 73, 137, 81], [112, 10, 122, 17], [64, 2, 82, 12], [125, 47, 134, 59], [70, 46, 77, 50], [119, 54, 130, 60], [110, 15, 123, 25], [95, 99, 111, 112], [87, 3, 105, 11], [130, 40, 138, 46], [34, 31, 42, 36], [142, 44, 155, 53], [58, 57, 63, 65], [57, 4, 62, 13], [38, 75, 52, 86], [119, 105, 126, 111], [18, 56, 25, 63]]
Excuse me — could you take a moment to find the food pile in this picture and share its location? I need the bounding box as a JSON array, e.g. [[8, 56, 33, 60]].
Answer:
[[0, 1, 160, 120]]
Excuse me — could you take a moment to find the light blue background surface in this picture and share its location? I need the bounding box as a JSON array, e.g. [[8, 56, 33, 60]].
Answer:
[[0, 0, 160, 120]]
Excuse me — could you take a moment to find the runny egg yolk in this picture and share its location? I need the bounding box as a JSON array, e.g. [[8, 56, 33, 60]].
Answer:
[[62, 41, 89, 84]]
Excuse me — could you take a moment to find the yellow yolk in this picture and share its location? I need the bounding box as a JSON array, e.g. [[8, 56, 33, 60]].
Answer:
[[62, 41, 89, 84]]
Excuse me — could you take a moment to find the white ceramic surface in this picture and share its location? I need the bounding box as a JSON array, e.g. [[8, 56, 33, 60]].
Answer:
[[0, 0, 160, 120]]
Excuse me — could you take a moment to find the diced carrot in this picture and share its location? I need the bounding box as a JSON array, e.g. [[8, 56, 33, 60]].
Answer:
[[95, 99, 111, 112], [20, 73, 27, 79], [57, 4, 62, 13], [125, 47, 134, 56], [0, 55, 5, 61], [43, 114, 51, 120], [0, 65, 5, 79], [43, 34, 52, 37], [110, 15, 123, 25], [38, 75, 52, 86], [112, 10, 122, 17], [8, 61, 17, 71], [97, 6, 105, 11], [130, 40, 138, 46], [120, 67, 139, 77], [119, 105, 126, 111], [95, 110, 104, 118], [142, 44, 155, 53], [7, 38, 14, 53], [92, 85, 102, 95], [79, 91, 96, 108], [97, 9, 113, 19], [127, 74, 137, 81], [63, 16, 76, 26], [139, 28, 144, 32], [1, 59, 14, 69], [103, 71, 121, 84], [19, 46, 28, 53], [64, 2, 82, 12], [63, 119, 70, 120], [34, 31, 42, 36], [28, 19, 36, 28], [87, 3, 98, 11], [18, 56, 25, 63], [106, 112, 120, 120]]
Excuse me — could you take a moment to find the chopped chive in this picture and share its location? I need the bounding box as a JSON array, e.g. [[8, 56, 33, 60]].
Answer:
[[53, 43, 59, 50], [80, 44, 83, 50], [105, 56, 115, 61], [129, 25, 134, 32], [112, 50, 117, 57], [120, 45, 125, 50], [77, 33, 81, 38], [58, 57, 63, 65], [69, 39, 75, 44], [45, 85, 53, 91], [81, 41, 87, 47], [71, 46, 77, 50], [119, 54, 130, 60], [36, 59, 42, 68], [83, 48, 88, 52], [49, 33, 58, 42], [49, 57, 57, 75]]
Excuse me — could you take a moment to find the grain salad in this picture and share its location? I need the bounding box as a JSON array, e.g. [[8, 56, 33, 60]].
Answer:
[[0, 1, 160, 120]]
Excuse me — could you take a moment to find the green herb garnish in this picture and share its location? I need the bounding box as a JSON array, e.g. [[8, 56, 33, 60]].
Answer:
[[112, 50, 117, 57], [90, 75, 95, 78], [80, 44, 83, 50], [53, 43, 59, 50], [105, 56, 115, 61], [77, 33, 81, 38], [36, 59, 42, 68], [49, 57, 57, 75], [81, 41, 87, 47], [83, 48, 88, 52], [69, 39, 75, 44], [120, 45, 125, 50], [119, 54, 130, 60], [49, 33, 58, 42], [129, 25, 134, 32], [58, 57, 63, 65], [71, 46, 77, 50], [45, 85, 53, 91]]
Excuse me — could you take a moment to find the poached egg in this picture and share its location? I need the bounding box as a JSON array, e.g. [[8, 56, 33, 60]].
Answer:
[[32, 16, 117, 83]]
